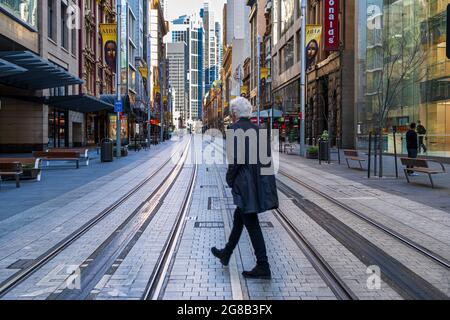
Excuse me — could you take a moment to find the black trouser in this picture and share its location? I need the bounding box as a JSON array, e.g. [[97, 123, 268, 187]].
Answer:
[[225, 208, 268, 266], [407, 148, 418, 173], [419, 137, 427, 153]]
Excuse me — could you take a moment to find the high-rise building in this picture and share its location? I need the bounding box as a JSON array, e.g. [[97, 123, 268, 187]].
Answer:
[[203, 1, 219, 94], [166, 42, 188, 128], [168, 13, 204, 122]]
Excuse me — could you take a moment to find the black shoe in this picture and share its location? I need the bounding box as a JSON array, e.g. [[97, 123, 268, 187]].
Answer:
[[242, 264, 271, 279], [211, 247, 231, 266]]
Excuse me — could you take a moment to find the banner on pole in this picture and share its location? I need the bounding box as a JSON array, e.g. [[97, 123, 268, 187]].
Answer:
[[324, 0, 340, 51], [138, 66, 148, 88], [306, 25, 322, 69], [100, 23, 118, 71]]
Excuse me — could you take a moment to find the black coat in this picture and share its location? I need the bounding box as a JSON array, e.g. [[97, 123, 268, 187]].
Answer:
[[406, 129, 418, 150], [226, 118, 279, 214]]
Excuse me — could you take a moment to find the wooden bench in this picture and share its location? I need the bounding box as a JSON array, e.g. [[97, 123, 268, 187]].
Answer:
[[0, 162, 23, 188], [400, 158, 446, 188], [33, 151, 80, 169], [47, 148, 89, 165], [344, 150, 366, 169], [0, 158, 42, 181]]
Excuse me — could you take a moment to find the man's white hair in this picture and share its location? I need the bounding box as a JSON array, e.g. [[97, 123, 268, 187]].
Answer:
[[230, 97, 253, 118]]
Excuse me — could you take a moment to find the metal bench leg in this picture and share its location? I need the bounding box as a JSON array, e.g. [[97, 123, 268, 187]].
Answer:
[[15, 175, 20, 188], [76, 160, 79, 169], [429, 174, 434, 189], [404, 169, 410, 183], [346, 159, 350, 168], [359, 161, 363, 170]]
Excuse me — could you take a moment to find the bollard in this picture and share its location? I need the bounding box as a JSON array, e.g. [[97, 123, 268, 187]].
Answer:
[[368, 132, 372, 179], [393, 131, 399, 178]]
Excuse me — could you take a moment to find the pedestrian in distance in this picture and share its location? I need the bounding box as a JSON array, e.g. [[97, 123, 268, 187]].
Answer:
[[417, 120, 427, 153], [406, 122, 419, 176], [211, 97, 279, 279]]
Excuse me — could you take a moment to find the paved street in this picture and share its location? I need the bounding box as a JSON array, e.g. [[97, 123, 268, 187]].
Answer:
[[0, 135, 448, 300]]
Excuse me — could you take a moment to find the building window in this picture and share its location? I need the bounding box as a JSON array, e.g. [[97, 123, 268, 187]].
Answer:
[[48, 0, 55, 39], [0, 0, 37, 27], [281, 0, 294, 36], [61, 2, 69, 49], [280, 37, 294, 73]]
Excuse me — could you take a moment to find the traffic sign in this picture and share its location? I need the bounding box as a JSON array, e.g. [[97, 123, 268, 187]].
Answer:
[[114, 100, 122, 113]]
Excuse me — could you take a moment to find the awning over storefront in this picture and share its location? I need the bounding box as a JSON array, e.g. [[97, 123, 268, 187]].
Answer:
[[0, 51, 83, 90], [47, 94, 114, 113], [0, 58, 27, 77]]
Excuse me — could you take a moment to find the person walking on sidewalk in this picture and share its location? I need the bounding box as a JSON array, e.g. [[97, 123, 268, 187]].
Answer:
[[406, 122, 419, 176], [211, 97, 279, 279], [417, 120, 427, 153]]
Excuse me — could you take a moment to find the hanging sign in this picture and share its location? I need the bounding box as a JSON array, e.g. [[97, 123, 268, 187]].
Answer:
[[324, 0, 340, 51], [100, 23, 118, 71]]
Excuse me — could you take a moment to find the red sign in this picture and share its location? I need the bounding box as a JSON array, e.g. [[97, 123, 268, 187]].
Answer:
[[324, 0, 340, 51]]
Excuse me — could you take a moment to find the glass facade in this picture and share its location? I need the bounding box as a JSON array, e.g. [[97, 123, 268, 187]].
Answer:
[[356, 0, 450, 157], [0, 0, 37, 27]]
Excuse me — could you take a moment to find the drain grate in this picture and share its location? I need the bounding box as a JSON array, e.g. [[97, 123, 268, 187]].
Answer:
[[207, 197, 222, 210], [194, 221, 224, 228], [7, 259, 35, 270]]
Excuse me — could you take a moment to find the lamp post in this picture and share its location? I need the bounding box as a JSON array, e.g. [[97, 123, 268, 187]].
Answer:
[[257, 34, 261, 126], [115, 1, 122, 158], [299, 0, 307, 157]]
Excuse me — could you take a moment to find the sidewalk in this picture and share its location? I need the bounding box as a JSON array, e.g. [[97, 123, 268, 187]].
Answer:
[[280, 144, 450, 214], [0, 142, 175, 221]]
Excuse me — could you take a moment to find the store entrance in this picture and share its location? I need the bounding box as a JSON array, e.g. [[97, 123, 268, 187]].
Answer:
[[48, 108, 68, 148]]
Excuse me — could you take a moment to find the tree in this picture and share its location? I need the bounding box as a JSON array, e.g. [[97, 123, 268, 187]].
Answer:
[[372, 22, 427, 177]]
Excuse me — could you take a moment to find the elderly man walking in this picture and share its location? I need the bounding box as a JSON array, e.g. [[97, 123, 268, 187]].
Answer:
[[211, 97, 279, 279]]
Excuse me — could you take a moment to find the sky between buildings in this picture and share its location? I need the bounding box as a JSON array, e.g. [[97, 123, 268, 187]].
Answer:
[[166, 0, 226, 25]]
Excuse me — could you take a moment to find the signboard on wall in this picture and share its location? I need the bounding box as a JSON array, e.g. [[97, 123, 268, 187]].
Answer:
[[324, 0, 340, 51]]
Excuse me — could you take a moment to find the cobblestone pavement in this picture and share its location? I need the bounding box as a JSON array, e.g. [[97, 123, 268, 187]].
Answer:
[[1, 134, 449, 300]]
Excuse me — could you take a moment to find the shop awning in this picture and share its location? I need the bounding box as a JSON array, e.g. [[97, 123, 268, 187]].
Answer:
[[47, 94, 114, 113], [0, 58, 27, 77], [0, 51, 83, 90]]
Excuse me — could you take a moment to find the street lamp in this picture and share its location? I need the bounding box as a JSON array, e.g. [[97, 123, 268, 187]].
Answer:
[[299, 0, 307, 157], [115, 1, 122, 158]]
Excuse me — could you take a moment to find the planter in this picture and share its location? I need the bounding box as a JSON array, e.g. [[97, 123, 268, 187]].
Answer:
[[306, 151, 318, 159], [22, 168, 42, 181]]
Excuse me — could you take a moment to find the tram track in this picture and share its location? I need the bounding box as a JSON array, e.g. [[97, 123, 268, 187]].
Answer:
[[272, 206, 357, 300], [278, 170, 450, 271], [143, 136, 198, 300], [209, 138, 449, 299], [0, 138, 191, 298], [277, 174, 449, 299], [208, 140, 354, 300]]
